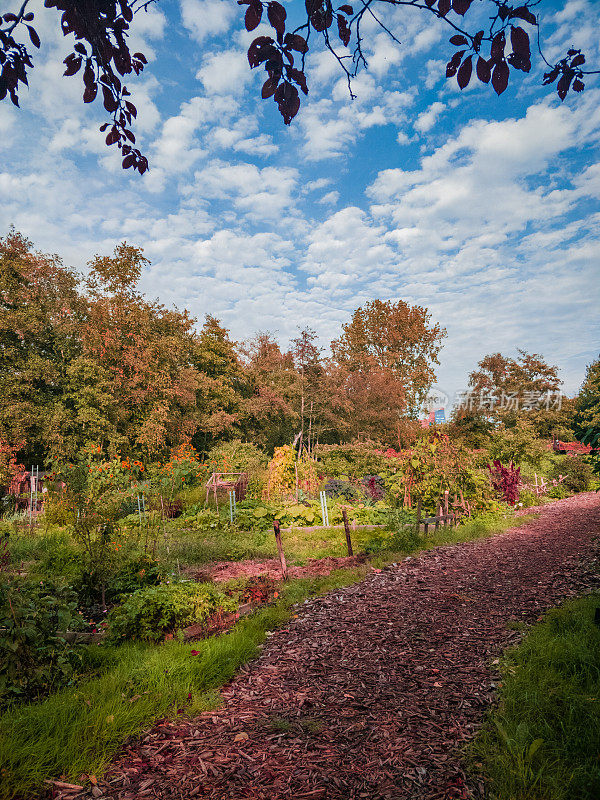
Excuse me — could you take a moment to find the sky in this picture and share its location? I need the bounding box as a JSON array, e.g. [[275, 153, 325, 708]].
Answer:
[[1, 0, 599, 408]]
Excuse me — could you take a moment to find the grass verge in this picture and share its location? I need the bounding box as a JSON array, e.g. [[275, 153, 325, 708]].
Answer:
[[470, 593, 600, 800]]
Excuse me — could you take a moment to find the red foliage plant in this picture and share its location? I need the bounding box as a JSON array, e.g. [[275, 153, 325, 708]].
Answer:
[[487, 460, 521, 505]]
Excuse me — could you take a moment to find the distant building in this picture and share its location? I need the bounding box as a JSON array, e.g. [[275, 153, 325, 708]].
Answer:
[[420, 408, 446, 428]]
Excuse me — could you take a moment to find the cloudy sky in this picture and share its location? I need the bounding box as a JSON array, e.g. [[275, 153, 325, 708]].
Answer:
[[1, 0, 599, 404]]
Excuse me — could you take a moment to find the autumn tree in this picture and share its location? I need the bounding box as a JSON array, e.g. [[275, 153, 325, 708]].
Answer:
[[79, 242, 202, 459], [191, 315, 247, 454], [1, 1, 597, 172], [332, 299, 446, 419], [240, 332, 300, 452], [461, 349, 564, 438], [0, 229, 83, 464]]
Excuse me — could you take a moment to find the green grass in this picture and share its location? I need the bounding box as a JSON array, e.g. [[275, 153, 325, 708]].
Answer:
[[470, 594, 600, 800], [0, 566, 370, 799]]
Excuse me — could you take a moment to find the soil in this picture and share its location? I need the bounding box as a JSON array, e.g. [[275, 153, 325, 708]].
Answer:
[[59, 492, 600, 800]]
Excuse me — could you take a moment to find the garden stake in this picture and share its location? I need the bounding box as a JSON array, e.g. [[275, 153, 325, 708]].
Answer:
[[444, 491, 449, 526], [341, 507, 354, 556], [273, 520, 288, 580]]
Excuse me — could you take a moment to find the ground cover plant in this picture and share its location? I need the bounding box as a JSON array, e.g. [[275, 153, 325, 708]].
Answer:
[[471, 593, 600, 800]]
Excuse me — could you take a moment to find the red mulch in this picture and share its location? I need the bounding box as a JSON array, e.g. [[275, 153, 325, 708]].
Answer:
[[188, 554, 368, 584], [63, 493, 600, 800]]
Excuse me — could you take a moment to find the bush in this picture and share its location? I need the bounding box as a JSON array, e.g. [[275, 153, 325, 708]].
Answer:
[[361, 475, 385, 500], [488, 461, 521, 505], [552, 456, 592, 494], [73, 553, 165, 608], [107, 583, 238, 642], [0, 581, 86, 710], [322, 479, 358, 502]]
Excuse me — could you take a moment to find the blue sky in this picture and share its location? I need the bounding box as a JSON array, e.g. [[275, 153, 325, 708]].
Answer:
[[1, 0, 599, 404]]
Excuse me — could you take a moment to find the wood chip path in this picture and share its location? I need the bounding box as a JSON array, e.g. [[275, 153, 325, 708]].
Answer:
[[74, 493, 600, 800]]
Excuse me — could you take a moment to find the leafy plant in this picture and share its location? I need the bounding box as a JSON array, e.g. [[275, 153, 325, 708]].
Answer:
[[0, 580, 86, 710], [488, 460, 521, 505], [551, 456, 592, 494], [107, 582, 237, 643]]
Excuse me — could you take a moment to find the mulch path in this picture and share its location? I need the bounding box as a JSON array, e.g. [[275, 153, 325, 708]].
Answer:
[[71, 493, 600, 800]]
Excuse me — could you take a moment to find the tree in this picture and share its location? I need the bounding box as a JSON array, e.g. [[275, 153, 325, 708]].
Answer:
[[574, 355, 600, 478], [463, 349, 563, 434], [332, 299, 446, 417], [0, 229, 83, 464], [1, 1, 597, 172]]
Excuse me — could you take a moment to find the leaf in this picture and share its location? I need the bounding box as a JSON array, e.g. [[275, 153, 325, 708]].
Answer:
[[570, 53, 585, 68], [492, 60, 509, 95], [274, 80, 300, 124], [573, 77, 585, 93], [306, 0, 333, 32], [337, 14, 350, 47], [451, 0, 472, 14], [284, 33, 308, 53], [490, 31, 505, 62], [437, 0, 451, 16], [557, 70, 574, 100], [245, 1, 262, 32], [83, 83, 97, 103], [511, 6, 537, 26], [26, 25, 40, 49], [339, 4, 353, 13], [247, 36, 275, 68], [63, 55, 82, 77], [445, 49, 465, 77], [234, 732, 249, 742], [510, 26, 530, 58], [286, 66, 308, 94], [457, 55, 472, 89], [528, 738, 544, 760], [449, 35, 468, 46], [476, 56, 491, 83], [102, 84, 119, 113], [122, 154, 135, 169], [267, 1, 286, 37], [261, 76, 279, 98]]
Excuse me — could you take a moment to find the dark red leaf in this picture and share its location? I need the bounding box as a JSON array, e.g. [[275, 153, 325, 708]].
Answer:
[[245, 1, 263, 32], [63, 55, 82, 76], [133, 52, 148, 65], [83, 63, 95, 88], [102, 84, 119, 113], [83, 83, 97, 103], [511, 6, 536, 25], [572, 78, 585, 92], [337, 14, 350, 47], [284, 33, 308, 53], [339, 4, 353, 13], [542, 66, 560, 85], [476, 56, 491, 83], [262, 75, 279, 98], [457, 55, 472, 89], [451, 0, 472, 15], [510, 26, 530, 58], [274, 80, 300, 124], [445, 49, 465, 77], [557, 70, 574, 100], [491, 60, 509, 95], [267, 1, 286, 37], [247, 36, 275, 68], [122, 154, 135, 169], [286, 66, 308, 94], [570, 53, 585, 68], [306, 0, 333, 32], [490, 31, 505, 62], [438, 0, 451, 15], [26, 25, 40, 48], [449, 35, 468, 46]]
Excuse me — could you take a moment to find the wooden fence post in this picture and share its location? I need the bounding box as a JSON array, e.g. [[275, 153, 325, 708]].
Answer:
[[273, 520, 288, 580], [416, 496, 422, 534], [341, 507, 353, 556], [443, 490, 449, 526]]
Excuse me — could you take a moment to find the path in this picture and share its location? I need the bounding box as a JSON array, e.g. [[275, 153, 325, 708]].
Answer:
[[86, 493, 600, 800]]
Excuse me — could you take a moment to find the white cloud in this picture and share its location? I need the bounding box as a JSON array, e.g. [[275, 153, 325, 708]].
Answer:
[[196, 50, 252, 95], [414, 102, 446, 133], [180, 0, 236, 43]]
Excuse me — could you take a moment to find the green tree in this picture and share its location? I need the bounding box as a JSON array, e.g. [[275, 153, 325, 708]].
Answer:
[[574, 355, 600, 478]]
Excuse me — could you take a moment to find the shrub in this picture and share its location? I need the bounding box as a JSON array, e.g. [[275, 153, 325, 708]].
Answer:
[[73, 554, 164, 608], [552, 456, 592, 494], [361, 475, 385, 500], [488, 461, 521, 505], [322, 479, 358, 502], [0, 581, 86, 710], [314, 443, 387, 479], [488, 420, 546, 468], [107, 583, 237, 642]]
